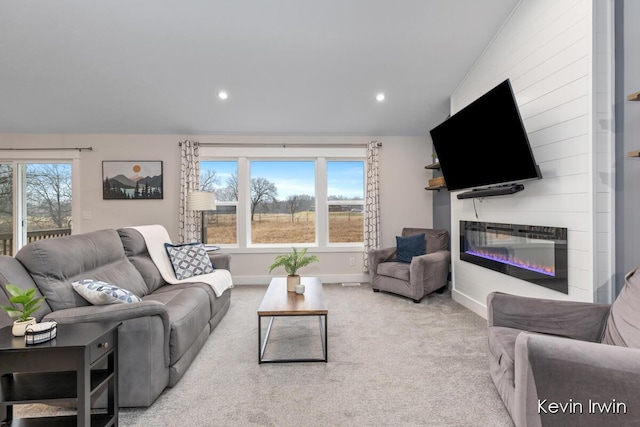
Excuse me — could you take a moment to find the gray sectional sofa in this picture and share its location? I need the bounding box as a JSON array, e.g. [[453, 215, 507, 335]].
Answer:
[[0, 227, 232, 407]]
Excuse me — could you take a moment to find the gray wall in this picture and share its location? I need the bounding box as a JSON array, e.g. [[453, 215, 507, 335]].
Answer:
[[616, 0, 640, 292]]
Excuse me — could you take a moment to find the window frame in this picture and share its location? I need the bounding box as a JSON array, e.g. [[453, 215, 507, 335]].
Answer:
[[200, 145, 365, 253]]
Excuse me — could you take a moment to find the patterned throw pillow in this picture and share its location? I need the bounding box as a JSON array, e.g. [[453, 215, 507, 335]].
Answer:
[[164, 242, 215, 280], [71, 279, 142, 305]]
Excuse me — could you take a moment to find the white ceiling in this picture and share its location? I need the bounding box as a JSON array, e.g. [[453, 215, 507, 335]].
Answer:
[[0, 1, 518, 137]]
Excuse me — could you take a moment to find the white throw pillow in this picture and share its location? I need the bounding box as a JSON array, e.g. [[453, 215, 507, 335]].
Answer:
[[72, 279, 142, 305]]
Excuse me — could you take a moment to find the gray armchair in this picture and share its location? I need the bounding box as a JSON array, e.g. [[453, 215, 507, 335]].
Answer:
[[487, 267, 640, 426], [368, 228, 450, 303]]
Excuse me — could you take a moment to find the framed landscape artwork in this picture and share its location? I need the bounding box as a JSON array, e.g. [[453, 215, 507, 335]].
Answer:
[[102, 161, 163, 200]]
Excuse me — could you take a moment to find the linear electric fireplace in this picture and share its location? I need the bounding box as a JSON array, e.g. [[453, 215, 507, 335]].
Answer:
[[460, 221, 568, 294]]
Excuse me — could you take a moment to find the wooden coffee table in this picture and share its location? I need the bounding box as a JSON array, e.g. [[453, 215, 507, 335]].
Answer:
[[258, 276, 328, 363]]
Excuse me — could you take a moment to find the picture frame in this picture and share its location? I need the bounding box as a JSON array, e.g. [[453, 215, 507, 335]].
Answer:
[[102, 161, 163, 200]]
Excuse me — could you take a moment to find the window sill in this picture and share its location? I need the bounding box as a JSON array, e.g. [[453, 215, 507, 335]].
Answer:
[[213, 245, 364, 254]]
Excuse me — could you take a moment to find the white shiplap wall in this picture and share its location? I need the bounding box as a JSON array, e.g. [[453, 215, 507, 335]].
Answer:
[[448, 0, 614, 317]]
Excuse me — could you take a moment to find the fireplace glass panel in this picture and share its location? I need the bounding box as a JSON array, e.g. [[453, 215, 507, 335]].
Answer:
[[460, 221, 568, 294]]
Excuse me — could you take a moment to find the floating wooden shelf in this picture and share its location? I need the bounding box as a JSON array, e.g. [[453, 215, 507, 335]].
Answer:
[[424, 162, 440, 170], [627, 93, 640, 154], [628, 91, 640, 101], [425, 185, 446, 191]]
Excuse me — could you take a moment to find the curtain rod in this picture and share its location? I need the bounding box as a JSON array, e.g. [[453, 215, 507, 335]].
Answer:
[[0, 147, 93, 151], [179, 142, 381, 148]]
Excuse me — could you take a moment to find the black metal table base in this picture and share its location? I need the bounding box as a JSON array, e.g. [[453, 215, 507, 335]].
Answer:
[[258, 314, 328, 363]]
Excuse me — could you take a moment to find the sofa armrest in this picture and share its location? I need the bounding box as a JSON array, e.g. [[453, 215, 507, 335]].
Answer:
[[368, 247, 396, 274], [514, 333, 640, 427], [208, 252, 231, 271], [487, 292, 611, 342], [410, 250, 450, 292], [43, 300, 168, 325], [43, 300, 171, 361]]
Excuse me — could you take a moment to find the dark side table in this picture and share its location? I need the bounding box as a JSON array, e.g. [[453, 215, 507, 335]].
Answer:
[[0, 321, 121, 427]]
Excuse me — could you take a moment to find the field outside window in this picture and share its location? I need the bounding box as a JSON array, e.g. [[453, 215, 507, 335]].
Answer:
[[200, 156, 365, 247], [327, 160, 364, 243], [250, 160, 315, 244]]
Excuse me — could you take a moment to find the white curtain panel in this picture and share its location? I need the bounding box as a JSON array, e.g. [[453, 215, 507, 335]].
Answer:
[[364, 141, 381, 272], [179, 140, 201, 243]]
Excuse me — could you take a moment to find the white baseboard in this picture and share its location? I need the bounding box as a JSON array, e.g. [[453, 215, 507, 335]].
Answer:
[[451, 288, 488, 319], [231, 273, 370, 286]]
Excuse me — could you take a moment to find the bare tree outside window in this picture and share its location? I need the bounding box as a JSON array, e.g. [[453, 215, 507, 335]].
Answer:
[[250, 177, 277, 222], [26, 164, 72, 229], [199, 169, 221, 192], [217, 172, 238, 202]]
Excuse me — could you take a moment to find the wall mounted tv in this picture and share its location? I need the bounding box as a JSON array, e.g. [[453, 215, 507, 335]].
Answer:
[[429, 79, 541, 199]]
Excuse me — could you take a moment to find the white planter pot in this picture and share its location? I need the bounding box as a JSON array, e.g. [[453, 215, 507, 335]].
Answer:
[[12, 317, 36, 337], [287, 275, 300, 292]]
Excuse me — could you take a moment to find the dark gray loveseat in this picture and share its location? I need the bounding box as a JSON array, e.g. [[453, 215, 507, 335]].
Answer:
[[0, 227, 232, 407]]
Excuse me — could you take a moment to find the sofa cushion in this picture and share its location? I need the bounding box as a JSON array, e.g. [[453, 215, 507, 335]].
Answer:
[[164, 242, 214, 280], [15, 229, 149, 311], [602, 266, 640, 348], [376, 262, 410, 281], [144, 286, 211, 364], [0, 256, 52, 323], [395, 233, 425, 263], [72, 279, 143, 305], [118, 228, 167, 293]]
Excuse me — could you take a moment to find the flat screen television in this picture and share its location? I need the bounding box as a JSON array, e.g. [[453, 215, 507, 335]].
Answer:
[[429, 79, 541, 195]]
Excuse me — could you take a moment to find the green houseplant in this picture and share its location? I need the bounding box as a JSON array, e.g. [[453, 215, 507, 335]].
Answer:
[[268, 247, 319, 292], [1, 284, 46, 336]]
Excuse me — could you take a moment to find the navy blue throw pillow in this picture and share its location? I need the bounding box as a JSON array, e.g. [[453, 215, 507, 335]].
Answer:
[[395, 233, 426, 263]]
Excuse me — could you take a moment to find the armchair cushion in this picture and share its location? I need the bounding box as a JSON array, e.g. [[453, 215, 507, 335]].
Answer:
[[395, 233, 425, 263], [376, 262, 410, 281]]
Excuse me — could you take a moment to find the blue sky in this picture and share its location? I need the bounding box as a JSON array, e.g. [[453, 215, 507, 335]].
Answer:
[[201, 160, 364, 200]]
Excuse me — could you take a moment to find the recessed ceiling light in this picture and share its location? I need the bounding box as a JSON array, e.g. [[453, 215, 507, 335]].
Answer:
[[218, 91, 228, 100], [376, 93, 386, 102]]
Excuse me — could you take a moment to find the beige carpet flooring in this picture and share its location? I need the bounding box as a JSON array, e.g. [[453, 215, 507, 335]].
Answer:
[[16, 283, 513, 426]]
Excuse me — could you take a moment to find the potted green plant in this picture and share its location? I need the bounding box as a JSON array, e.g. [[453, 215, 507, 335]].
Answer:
[[268, 247, 319, 292], [1, 284, 46, 336]]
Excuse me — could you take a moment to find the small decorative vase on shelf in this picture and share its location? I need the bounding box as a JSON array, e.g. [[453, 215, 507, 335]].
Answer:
[[12, 317, 36, 337], [287, 275, 300, 292], [295, 284, 305, 295]]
